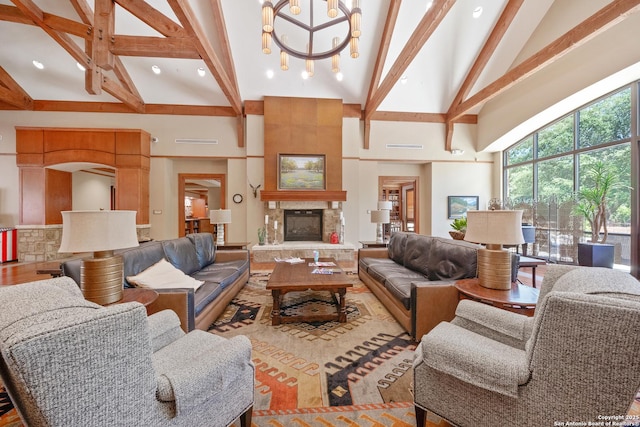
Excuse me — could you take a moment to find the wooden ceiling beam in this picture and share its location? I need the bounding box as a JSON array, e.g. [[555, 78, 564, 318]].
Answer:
[[444, 0, 523, 151], [93, 0, 115, 70], [114, 0, 187, 37], [168, 0, 242, 116], [364, 0, 401, 149], [11, 0, 92, 66], [101, 75, 145, 113], [210, 0, 239, 92], [449, 0, 640, 122], [111, 35, 200, 58], [0, 66, 33, 110], [365, 0, 456, 122]]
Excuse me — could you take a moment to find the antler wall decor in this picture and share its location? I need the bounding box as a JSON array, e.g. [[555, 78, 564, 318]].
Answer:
[[249, 183, 261, 198]]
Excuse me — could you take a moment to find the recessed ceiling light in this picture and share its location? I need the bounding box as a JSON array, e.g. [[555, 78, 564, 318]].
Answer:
[[32, 60, 44, 70], [76, 62, 86, 71], [336, 72, 344, 82], [473, 6, 483, 18], [151, 65, 161, 75], [400, 75, 408, 84], [301, 70, 309, 80], [197, 67, 206, 77], [266, 69, 274, 79], [451, 149, 465, 155], [426, 1, 433, 10]]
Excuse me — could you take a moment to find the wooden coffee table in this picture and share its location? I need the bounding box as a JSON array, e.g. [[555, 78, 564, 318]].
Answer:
[[266, 258, 353, 325], [455, 278, 539, 317]]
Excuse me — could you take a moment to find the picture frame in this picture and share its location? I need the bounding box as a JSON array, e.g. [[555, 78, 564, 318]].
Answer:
[[278, 154, 325, 190], [448, 196, 479, 219]]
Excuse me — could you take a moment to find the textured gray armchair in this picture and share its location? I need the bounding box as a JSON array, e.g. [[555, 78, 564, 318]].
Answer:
[[413, 265, 640, 426], [0, 276, 254, 427]]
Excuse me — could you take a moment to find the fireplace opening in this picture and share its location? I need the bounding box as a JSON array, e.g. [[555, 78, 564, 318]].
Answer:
[[284, 209, 323, 241]]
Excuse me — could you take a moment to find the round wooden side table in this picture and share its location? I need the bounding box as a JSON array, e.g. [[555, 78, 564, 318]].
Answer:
[[454, 278, 539, 317], [107, 288, 159, 315]]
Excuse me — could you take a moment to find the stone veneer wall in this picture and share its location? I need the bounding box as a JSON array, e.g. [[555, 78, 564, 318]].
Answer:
[[16, 225, 151, 262], [263, 201, 342, 244]]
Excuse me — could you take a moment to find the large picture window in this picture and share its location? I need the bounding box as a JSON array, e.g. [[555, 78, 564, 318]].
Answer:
[[503, 85, 634, 266]]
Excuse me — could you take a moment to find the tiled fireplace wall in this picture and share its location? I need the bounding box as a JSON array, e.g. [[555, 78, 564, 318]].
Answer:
[[264, 201, 342, 243]]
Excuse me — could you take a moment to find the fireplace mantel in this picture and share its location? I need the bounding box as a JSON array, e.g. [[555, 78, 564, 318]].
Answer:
[[260, 190, 347, 202]]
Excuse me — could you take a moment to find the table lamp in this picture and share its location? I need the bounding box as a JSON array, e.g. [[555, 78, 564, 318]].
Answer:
[[370, 209, 390, 243], [210, 209, 232, 245], [59, 210, 139, 304], [464, 210, 524, 290]]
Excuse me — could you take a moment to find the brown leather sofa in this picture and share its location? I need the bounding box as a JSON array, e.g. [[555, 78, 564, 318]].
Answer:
[[358, 232, 478, 341], [61, 233, 249, 332]]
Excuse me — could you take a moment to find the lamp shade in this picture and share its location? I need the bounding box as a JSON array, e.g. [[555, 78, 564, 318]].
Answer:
[[59, 210, 139, 253], [377, 200, 393, 210], [209, 209, 232, 224], [464, 210, 524, 246], [370, 210, 390, 224]]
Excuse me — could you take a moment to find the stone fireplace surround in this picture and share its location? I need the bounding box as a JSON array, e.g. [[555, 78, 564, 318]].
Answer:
[[252, 201, 355, 262]]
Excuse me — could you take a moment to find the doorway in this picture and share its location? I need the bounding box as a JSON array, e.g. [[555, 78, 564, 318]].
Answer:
[[178, 174, 226, 237], [378, 176, 419, 236]]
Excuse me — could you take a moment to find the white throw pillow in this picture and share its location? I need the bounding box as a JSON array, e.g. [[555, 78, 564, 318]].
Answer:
[[127, 258, 204, 291]]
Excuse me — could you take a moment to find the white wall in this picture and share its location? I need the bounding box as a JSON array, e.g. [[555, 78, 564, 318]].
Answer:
[[72, 171, 113, 211]]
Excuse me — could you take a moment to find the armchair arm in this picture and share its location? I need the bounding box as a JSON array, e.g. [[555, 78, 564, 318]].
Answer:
[[451, 299, 534, 349], [147, 310, 185, 352], [417, 322, 530, 397], [153, 331, 253, 416]]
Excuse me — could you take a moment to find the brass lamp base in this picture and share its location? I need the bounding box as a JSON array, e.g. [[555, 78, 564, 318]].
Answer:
[[477, 246, 512, 290], [81, 250, 124, 305]]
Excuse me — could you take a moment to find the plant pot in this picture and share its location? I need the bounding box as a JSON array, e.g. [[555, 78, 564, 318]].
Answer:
[[578, 242, 614, 268], [449, 231, 465, 240]]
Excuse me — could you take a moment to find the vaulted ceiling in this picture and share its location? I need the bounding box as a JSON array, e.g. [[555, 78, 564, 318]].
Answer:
[[1, 0, 639, 149]]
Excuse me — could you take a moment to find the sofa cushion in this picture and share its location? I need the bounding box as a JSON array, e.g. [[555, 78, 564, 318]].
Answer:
[[192, 268, 241, 289], [359, 257, 396, 274], [387, 232, 409, 266], [193, 282, 223, 317], [368, 263, 426, 285], [187, 233, 216, 269], [127, 259, 204, 290], [384, 277, 414, 310], [122, 242, 166, 287], [162, 238, 200, 275], [427, 238, 478, 281], [403, 234, 434, 276]]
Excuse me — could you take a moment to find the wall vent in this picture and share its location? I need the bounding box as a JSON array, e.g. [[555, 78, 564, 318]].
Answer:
[[386, 143, 424, 149], [175, 138, 218, 145]]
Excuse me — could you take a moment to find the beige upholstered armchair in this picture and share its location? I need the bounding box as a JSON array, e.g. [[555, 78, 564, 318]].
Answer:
[[413, 265, 640, 426], [0, 276, 254, 427]]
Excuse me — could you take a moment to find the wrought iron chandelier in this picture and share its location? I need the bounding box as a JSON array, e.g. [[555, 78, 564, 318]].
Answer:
[[261, 0, 361, 76]]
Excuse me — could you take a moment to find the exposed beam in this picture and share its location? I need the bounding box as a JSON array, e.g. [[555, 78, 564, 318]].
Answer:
[[364, 0, 401, 149], [210, 0, 240, 93], [449, 0, 640, 121], [101, 75, 145, 113], [168, 0, 242, 116], [93, 0, 115, 70], [43, 12, 92, 39], [0, 66, 33, 110], [69, 0, 94, 25], [365, 0, 456, 122], [111, 35, 200, 58], [0, 4, 31, 24], [444, 0, 523, 151], [114, 0, 187, 37], [11, 0, 92, 66], [371, 111, 477, 123]]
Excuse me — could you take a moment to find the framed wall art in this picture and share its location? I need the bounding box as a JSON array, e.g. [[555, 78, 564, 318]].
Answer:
[[447, 196, 479, 219], [278, 154, 325, 190]]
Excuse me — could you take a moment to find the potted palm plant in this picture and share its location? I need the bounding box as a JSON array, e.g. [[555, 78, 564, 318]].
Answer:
[[573, 161, 620, 268]]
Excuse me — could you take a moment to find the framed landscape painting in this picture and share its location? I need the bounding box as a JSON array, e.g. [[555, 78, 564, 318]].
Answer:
[[279, 154, 325, 190], [448, 196, 479, 219]]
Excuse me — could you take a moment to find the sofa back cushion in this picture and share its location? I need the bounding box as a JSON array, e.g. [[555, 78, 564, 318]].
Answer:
[[162, 238, 200, 275], [187, 233, 216, 269], [403, 234, 434, 276], [122, 242, 166, 287], [387, 232, 409, 265], [427, 238, 478, 281]]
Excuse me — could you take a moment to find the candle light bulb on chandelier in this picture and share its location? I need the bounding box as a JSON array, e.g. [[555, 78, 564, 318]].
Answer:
[[262, 1, 273, 32], [289, 0, 300, 15], [350, 37, 359, 58], [331, 37, 340, 73], [262, 31, 272, 54], [351, 0, 361, 38], [327, 0, 338, 18]]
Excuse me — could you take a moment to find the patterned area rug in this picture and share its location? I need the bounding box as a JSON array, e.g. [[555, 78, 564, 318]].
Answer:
[[212, 270, 423, 426]]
